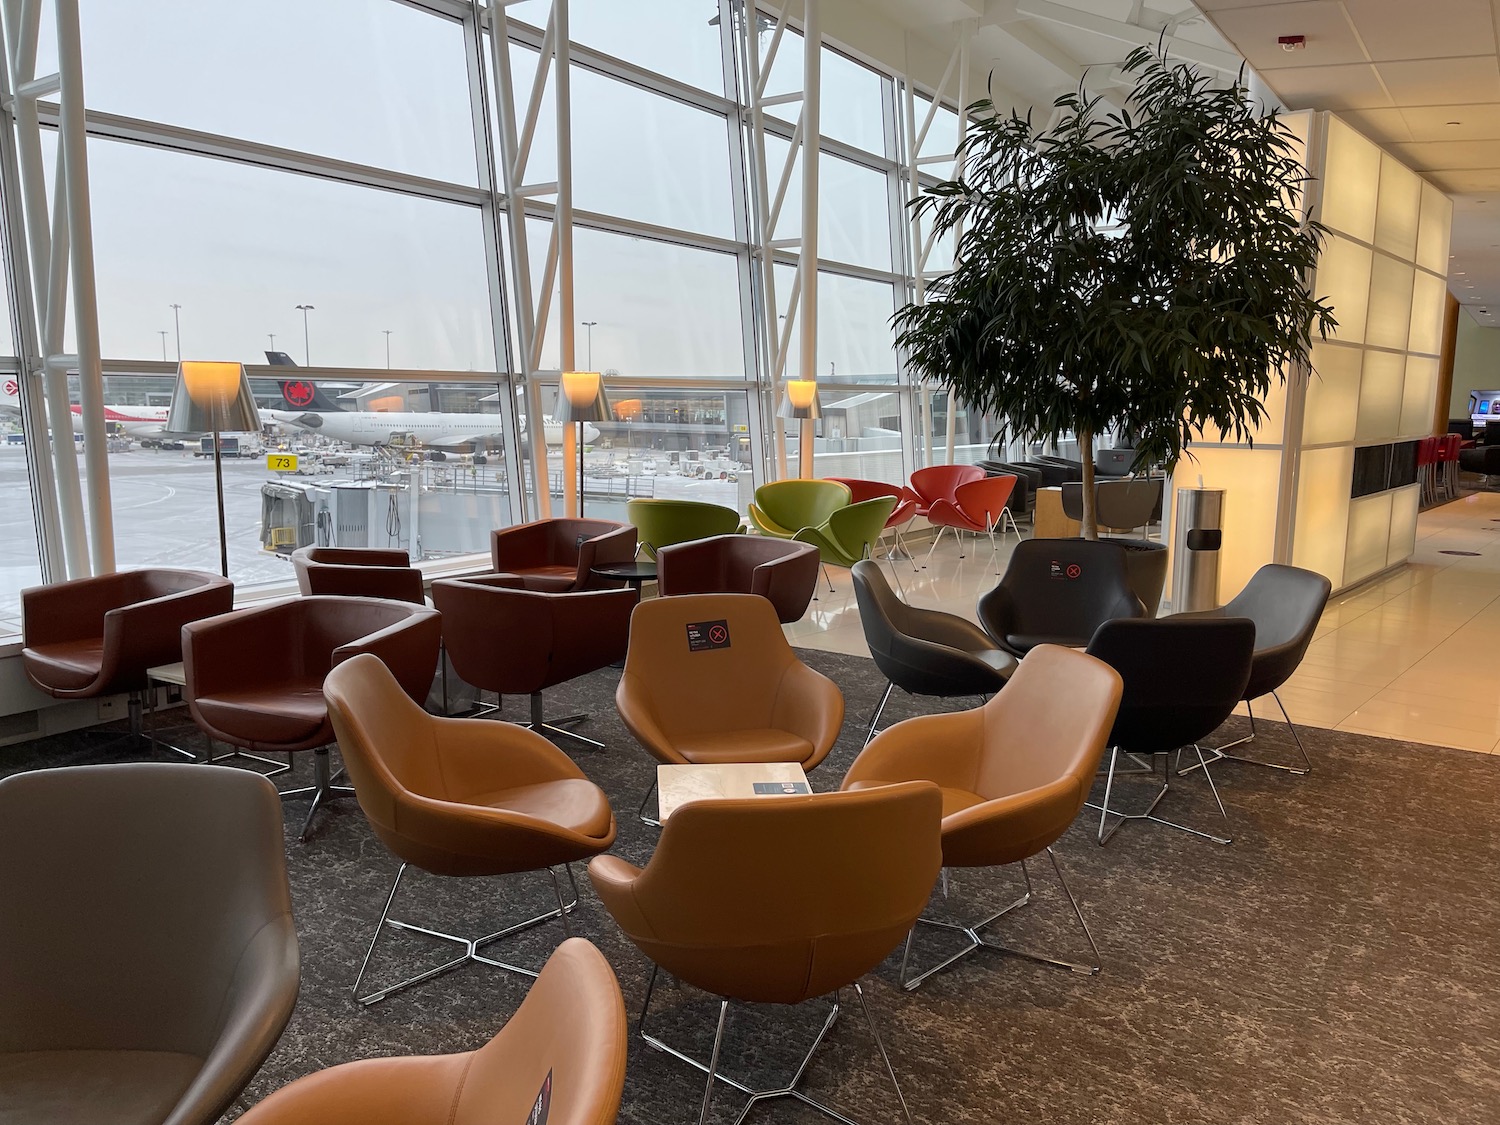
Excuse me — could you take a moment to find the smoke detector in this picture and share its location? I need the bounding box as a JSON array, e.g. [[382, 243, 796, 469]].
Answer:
[[1278, 35, 1306, 51]]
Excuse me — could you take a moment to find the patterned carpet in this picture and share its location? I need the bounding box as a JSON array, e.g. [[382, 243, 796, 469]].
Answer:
[[4, 649, 1498, 1125]]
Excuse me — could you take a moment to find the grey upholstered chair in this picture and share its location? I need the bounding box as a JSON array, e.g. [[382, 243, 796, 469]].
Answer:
[[0, 763, 300, 1125]]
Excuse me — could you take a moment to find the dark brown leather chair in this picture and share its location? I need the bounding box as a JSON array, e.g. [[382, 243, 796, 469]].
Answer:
[[21, 568, 233, 752], [589, 782, 941, 1125], [656, 534, 821, 623], [432, 576, 637, 749], [182, 596, 442, 840], [617, 593, 844, 821], [490, 518, 637, 592], [842, 645, 1123, 987], [291, 547, 425, 603], [0, 763, 299, 1125], [237, 938, 625, 1125], [325, 655, 617, 1005]]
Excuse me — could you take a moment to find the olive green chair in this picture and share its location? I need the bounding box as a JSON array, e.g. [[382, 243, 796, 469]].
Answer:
[[794, 495, 899, 569], [748, 479, 852, 539], [626, 498, 744, 560]]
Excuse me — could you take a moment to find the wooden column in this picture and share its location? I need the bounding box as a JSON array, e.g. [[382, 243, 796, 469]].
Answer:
[[1435, 292, 1461, 434]]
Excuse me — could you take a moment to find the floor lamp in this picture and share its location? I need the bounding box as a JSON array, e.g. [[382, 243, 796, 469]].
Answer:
[[780, 378, 821, 479], [556, 371, 608, 517], [165, 361, 262, 578]]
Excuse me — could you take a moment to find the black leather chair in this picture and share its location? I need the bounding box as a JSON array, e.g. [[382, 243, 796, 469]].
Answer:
[[1060, 478, 1162, 534], [978, 460, 1040, 515], [1015, 459, 1070, 487], [851, 560, 1016, 741], [1036, 455, 1084, 481], [1084, 617, 1256, 845], [1094, 446, 1138, 478], [977, 539, 1146, 657], [1169, 563, 1332, 774]]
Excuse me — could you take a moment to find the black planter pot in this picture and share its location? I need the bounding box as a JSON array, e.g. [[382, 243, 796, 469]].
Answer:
[[1106, 537, 1168, 617]]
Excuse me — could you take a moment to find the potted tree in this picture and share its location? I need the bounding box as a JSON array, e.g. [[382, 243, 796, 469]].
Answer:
[[895, 46, 1335, 608]]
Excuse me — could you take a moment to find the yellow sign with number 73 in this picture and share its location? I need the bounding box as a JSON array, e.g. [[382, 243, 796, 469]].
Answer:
[[266, 454, 298, 472]]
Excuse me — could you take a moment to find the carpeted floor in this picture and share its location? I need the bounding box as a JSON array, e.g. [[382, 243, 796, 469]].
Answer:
[[5, 649, 1500, 1125]]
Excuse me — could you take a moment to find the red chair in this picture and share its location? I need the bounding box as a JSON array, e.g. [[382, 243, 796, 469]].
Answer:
[[1442, 433, 1462, 500], [827, 477, 921, 570], [1416, 436, 1437, 506], [925, 475, 1020, 566], [908, 465, 985, 520]]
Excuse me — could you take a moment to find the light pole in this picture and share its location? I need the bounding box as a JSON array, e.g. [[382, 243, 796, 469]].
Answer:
[[295, 304, 314, 366], [267, 332, 276, 353], [157, 330, 168, 361], [582, 320, 597, 369], [169, 303, 182, 361], [383, 329, 392, 370]]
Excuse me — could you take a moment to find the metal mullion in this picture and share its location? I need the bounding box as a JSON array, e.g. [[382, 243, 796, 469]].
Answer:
[[461, 0, 526, 525], [757, 108, 899, 175], [106, 360, 508, 383], [32, 103, 489, 207]]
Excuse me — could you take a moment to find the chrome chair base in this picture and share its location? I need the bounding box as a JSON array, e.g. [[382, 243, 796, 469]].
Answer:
[[897, 848, 1100, 990], [1089, 746, 1231, 846], [521, 691, 604, 750], [278, 746, 357, 840], [1180, 693, 1312, 776], [639, 966, 912, 1125], [353, 861, 579, 1006], [637, 778, 662, 828]]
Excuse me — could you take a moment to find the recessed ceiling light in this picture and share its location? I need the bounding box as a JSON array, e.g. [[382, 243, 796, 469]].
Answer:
[[1458, 271, 1467, 275], [1447, 121, 1463, 126]]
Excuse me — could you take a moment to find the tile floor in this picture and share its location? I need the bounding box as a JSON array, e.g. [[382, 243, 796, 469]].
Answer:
[[788, 490, 1500, 756]]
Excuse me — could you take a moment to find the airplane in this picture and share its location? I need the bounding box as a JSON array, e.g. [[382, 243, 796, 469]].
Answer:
[[0, 380, 207, 440], [262, 373, 598, 453]]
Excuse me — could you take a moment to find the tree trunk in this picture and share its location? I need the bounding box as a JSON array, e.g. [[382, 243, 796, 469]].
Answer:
[[1078, 427, 1098, 540]]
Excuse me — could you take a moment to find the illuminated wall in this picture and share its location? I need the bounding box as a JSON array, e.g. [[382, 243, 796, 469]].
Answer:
[[1168, 112, 1452, 603]]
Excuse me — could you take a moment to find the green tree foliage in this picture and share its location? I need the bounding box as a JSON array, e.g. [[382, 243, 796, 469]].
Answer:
[[894, 46, 1337, 537]]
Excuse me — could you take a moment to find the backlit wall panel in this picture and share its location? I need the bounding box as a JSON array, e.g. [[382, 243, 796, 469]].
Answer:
[[1172, 111, 1452, 606]]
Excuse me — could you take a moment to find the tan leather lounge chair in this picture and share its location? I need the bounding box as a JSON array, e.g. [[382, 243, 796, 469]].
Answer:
[[842, 644, 1122, 987], [590, 783, 942, 1125], [237, 938, 625, 1125], [616, 592, 844, 822], [325, 654, 617, 1005]]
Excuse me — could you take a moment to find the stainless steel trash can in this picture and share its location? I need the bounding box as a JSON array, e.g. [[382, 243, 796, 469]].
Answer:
[[1171, 487, 1224, 612]]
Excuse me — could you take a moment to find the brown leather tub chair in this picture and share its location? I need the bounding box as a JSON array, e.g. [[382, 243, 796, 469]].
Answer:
[[590, 783, 941, 1125], [182, 596, 441, 840], [237, 938, 625, 1125], [842, 644, 1122, 988], [490, 517, 637, 592], [325, 655, 617, 1005], [432, 575, 636, 749], [0, 763, 299, 1125], [21, 567, 233, 754], [291, 546, 425, 603], [656, 534, 821, 623], [617, 592, 844, 822]]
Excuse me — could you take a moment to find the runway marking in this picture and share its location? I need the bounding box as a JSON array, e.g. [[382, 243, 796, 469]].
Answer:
[[115, 484, 177, 510]]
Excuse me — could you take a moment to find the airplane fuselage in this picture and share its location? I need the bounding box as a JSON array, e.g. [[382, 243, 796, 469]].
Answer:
[[265, 408, 596, 450]]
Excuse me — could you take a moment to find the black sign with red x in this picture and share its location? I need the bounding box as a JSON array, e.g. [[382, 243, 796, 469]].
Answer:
[[686, 619, 731, 652]]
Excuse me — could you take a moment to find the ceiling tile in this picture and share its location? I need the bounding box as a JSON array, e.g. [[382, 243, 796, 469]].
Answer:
[[1206, 2, 1367, 71], [1263, 62, 1394, 110], [1339, 108, 1415, 144], [1376, 56, 1500, 104], [1400, 105, 1500, 142], [1342, 0, 1496, 62], [1425, 170, 1500, 193]]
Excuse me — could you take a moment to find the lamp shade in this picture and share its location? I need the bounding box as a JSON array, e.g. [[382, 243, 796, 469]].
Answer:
[[779, 379, 822, 420], [166, 361, 262, 434], [554, 370, 609, 423]]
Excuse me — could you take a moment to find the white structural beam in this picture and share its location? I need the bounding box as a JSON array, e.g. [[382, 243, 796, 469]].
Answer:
[[489, 0, 579, 518], [1009, 0, 1242, 74]]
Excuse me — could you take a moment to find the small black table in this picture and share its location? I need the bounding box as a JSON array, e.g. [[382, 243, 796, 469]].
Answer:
[[591, 560, 658, 595]]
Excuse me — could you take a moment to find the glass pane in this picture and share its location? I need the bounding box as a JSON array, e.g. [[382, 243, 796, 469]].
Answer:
[[541, 382, 755, 516], [914, 94, 960, 162], [774, 266, 898, 381], [505, 46, 736, 238], [766, 136, 893, 271], [802, 385, 906, 486], [504, 0, 728, 93], [73, 374, 513, 587], [0, 371, 42, 635], [819, 47, 887, 155], [53, 0, 478, 182], [68, 138, 496, 370], [527, 220, 748, 377]]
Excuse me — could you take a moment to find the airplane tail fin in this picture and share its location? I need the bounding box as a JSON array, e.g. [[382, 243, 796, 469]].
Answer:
[[276, 378, 345, 412]]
